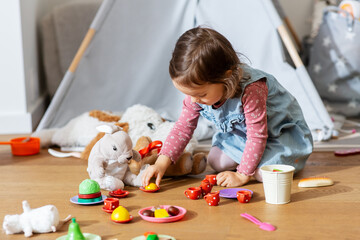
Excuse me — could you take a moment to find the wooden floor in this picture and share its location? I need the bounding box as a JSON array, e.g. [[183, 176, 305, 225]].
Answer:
[[0, 135, 359, 240]]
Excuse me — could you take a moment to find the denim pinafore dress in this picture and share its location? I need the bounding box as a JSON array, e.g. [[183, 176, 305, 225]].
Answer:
[[197, 65, 313, 172]]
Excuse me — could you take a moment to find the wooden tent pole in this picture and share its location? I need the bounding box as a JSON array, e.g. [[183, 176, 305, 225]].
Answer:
[[68, 28, 96, 73], [277, 24, 303, 68]]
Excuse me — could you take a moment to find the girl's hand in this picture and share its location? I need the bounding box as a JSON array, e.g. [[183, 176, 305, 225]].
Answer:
[[216, 171, 251, 187], [141, 155, 171, 187]]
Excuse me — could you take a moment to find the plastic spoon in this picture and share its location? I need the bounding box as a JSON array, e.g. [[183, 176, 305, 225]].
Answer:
[[240, 213, 276, 231], [48, 148, 81, 158]]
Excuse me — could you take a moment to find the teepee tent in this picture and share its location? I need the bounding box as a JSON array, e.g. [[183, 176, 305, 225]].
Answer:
[[36, 0, 334, 141]]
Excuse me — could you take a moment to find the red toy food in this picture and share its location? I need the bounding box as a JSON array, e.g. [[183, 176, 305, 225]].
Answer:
[[142, 210, 155, 217], [167, 206, 180, 216]]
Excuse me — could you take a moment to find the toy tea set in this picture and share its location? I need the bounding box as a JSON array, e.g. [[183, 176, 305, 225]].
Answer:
[[2, 129, 335, 238]]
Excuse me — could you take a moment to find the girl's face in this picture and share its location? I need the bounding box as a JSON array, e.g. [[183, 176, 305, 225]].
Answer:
[[173, 80, 225, 106]]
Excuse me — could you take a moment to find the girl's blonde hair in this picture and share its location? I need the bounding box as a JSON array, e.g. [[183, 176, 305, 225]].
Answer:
[[169, 27, 244, 99]]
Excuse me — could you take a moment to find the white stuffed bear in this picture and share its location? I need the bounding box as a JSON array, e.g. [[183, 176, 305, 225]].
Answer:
[[87, 125, 148, 191], [2, 200, 71, 238]]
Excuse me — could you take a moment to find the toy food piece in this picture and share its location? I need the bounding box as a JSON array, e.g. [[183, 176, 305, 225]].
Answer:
[[154, 209, 169, 218], [78, 179, 102, 203], [66, 218, 85, 240], [146, 235, 159, 240], [298, 177, 334, 188], [112, 189, 124, 195], [167, 206, 180, 216], [132, 232, 176, 240], [111, 206, 131, 222], [142, 209, 155, 217], [56, 218, 101, 240], [145, 232, 159, 240], [145, 183, 158, 190]]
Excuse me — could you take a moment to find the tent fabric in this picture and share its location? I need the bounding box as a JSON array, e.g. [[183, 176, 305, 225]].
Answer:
[[37, 0, 333, 141], [195, 0, 333, 140]]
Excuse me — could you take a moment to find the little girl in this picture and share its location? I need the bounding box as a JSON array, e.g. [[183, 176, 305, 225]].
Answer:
[[142, 27, 313, 187]]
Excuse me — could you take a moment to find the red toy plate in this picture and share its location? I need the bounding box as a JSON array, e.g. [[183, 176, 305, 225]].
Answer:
[[78, 192, 102, 199], [109, 190, 129, 198], [138, 205, 186, 223], [111, 215, 133, 223], [102, 206, 114, 213], [139, 186, 160, 193]]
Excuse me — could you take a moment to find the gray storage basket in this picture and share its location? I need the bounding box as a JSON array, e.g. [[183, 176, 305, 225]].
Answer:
[[308, 6, 360, 117]]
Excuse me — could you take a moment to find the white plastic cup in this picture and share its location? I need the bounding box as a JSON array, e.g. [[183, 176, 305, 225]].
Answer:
[[260, 164, 295, 204]]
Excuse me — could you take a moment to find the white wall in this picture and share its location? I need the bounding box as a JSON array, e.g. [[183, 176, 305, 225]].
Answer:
[[0, 0, 73, 134]]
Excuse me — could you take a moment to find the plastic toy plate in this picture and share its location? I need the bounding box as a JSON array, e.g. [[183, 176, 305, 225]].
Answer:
[[109, 190, 129, 198], [56, 233, 101, 240], [219, 188, 253, 199], [138, 205, 186, 223], [102, 206, 114, 213], [70, 195, 106, 205], [132, 234, 176, 240], [112, 215, 133, 223], [139, 186, 160, 193]]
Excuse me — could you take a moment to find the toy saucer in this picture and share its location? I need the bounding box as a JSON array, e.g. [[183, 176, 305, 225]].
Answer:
[[109, 190, 129, 198], [70, 195, 106, 205], [56, 233, 101, 240], [138, 205, 186, 223], [219, 188, 253, 199], [111, 215, 133, 223], [102, 206, 114, 213], [139, 186, 160, 193]]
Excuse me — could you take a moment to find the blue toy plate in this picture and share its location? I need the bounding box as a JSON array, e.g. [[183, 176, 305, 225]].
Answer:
[[70, 195, 106, 205], [219, 188, 253, 199]]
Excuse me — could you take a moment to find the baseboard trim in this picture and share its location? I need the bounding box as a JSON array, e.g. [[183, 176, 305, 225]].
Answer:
[[0, 94, 48, 134]]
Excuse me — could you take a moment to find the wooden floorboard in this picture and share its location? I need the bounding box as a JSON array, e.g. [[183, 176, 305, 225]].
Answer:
[[0, 134, 359, 239]]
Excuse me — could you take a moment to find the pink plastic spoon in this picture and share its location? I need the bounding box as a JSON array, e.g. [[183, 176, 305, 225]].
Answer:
[[241, 213, 276, 231]]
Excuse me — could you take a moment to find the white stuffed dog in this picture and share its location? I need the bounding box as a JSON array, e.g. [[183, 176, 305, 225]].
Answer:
[[2, 201, 71, 238], [87, 125, 148, 191]]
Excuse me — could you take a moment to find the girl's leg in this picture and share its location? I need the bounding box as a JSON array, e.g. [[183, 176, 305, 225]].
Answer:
[[254, 168, 263, 182], [207, 146, 238, 172], [208, 146, 264, 182]]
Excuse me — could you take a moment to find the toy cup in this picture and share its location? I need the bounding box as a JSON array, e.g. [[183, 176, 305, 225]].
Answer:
[[205, 174, 217, 186], [237, 190, 252, 203], [260, 164, 295, 204], [184, 187, 202, 200], [0, 137, 40, 156], [200, 179, 213, 196], [104, 198, 119, 210], [204, 191, 220, 206]]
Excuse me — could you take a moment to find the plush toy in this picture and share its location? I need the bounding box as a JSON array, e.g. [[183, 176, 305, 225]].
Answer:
[[83, 105, 207, 177], [129, 135, 207, 176], [34, 105, 209, 177], [2, 200, 71, 238], [32, 110, 124, 150], [87, 124, 148, 191]]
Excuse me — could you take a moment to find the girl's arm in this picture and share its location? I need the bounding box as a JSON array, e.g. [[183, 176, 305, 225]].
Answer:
[[142, 96, 201, 187], [237, 79, 268, 176], [159, 95, 201, 163]]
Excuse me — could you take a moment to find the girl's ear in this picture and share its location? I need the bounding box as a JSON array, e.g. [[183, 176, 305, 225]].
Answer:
[[225, 69, 232, 78]]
